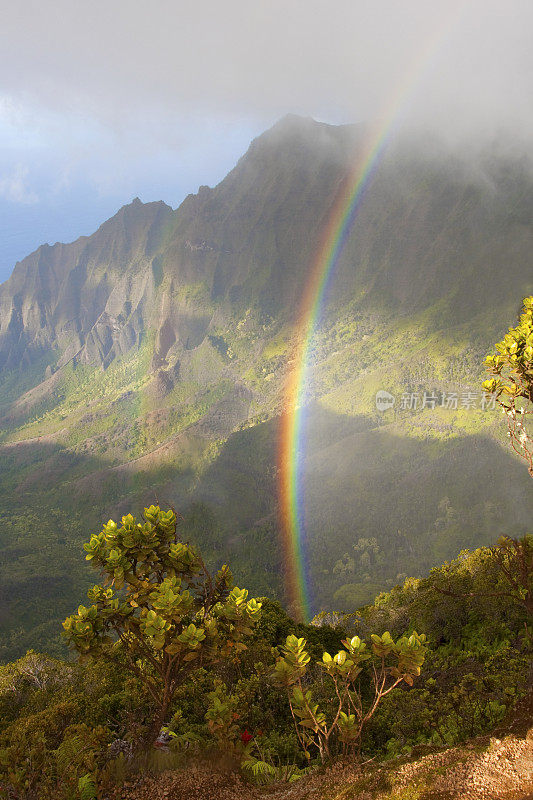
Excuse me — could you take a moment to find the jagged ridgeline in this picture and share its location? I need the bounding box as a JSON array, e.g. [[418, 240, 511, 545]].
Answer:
[[0, 115, 532, 658]]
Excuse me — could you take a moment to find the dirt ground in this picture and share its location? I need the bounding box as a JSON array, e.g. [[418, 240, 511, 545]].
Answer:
[[103, 726, 533, 800]]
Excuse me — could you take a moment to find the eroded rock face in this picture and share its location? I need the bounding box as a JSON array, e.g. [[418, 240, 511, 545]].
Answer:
[[2, 114, 533, 389], [0, 117, 361, 378], [0, 198, 173, 370]]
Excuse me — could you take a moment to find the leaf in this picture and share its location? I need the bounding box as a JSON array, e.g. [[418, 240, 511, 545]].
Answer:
[[183, 651, 198, 661], [78, 774, 98, 800]]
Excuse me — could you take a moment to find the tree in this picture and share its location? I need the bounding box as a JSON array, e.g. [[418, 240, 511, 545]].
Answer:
[[484, 296, 533, 476], [63, 505, 262, 743], [435, 536, 533, 642], [490, 535, 533, 621], [480, 297, 533, 639], [272, 630, 427, 762]]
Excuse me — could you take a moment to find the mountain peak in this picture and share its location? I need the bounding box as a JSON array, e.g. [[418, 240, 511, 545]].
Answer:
[[270, 112, 320, 130], [244, 114, 360, 169], [260, 113, 336, 142], [97, 197, 172, 230]]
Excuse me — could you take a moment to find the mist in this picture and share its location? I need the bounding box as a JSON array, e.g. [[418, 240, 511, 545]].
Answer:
[[2, 0, 532, 133]]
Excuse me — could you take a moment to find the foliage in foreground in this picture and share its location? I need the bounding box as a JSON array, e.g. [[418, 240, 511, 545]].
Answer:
[[0, 525, 530, 798], [354, 539, 531, 754], [273, 630, 426, 761], [63, 506, 261, 742], [484, 295, 533, 475]]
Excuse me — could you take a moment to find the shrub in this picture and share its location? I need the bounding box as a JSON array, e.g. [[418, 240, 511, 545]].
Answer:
[[63, 506, 262, 744]]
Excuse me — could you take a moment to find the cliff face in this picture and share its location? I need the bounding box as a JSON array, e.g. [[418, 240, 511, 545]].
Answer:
[[0, 116, 358, 376], [0, 198, 173, 370]]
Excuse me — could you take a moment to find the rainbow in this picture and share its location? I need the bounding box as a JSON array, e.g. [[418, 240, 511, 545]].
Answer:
[[277, 4, 468, 621]]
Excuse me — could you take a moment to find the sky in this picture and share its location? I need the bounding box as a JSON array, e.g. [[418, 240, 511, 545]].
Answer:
[[0, 0, 532, 282]]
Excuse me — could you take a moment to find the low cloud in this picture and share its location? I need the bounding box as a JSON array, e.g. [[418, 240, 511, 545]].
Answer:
[[1, 0, 532, 281], [0, 166, 38, 205], [1, 1, 532, 139]]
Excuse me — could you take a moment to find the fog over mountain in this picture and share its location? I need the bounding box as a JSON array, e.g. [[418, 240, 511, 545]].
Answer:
[[2, 0, 533, 132], [2, 1, 533, 280]]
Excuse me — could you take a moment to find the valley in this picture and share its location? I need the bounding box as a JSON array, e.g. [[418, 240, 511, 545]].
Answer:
[[0, 115, 532, 658]]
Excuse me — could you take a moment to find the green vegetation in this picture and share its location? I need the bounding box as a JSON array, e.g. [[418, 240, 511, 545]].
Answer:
[[356, 540, 531, 753], [63, 506, 262, 743], [0, 527, 529, 798], [484, 295, 533, 475], [273, 629, 427, 761]]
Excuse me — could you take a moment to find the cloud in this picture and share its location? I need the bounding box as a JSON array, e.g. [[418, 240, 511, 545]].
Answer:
[[0, 0, 532, 139], [1, 0, 532, 282], [0, 166, 38, 205]]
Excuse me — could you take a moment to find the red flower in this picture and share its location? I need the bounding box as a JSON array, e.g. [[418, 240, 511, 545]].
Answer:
[[240, 729, 253, 745]]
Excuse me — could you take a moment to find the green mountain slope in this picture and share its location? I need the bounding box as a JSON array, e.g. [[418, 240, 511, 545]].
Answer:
[[0, 115, 532, 658]]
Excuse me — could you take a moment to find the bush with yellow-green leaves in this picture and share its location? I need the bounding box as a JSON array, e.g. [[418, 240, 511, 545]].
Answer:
[[63, 506, 262, 744], [484, 296, 533, 475], [272, 629, 427, 762]]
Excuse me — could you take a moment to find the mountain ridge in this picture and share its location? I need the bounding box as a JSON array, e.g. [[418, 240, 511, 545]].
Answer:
[[0, 117, 355, 378], [2, 115, 533, 384]]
